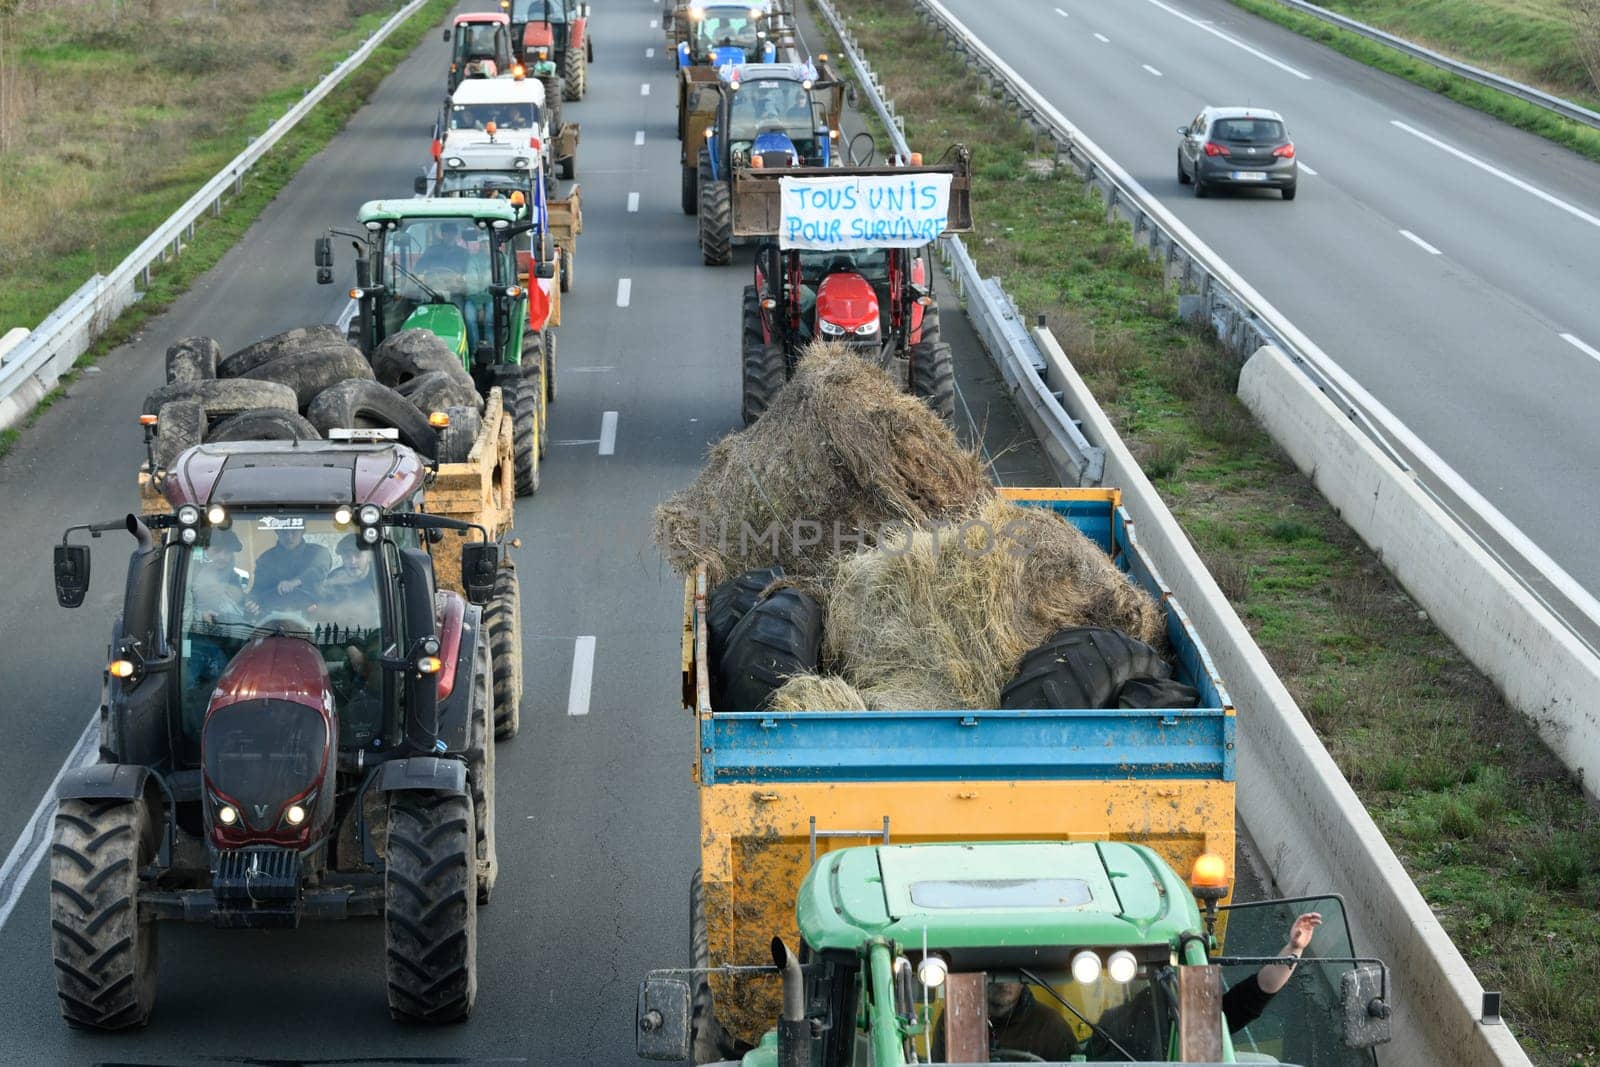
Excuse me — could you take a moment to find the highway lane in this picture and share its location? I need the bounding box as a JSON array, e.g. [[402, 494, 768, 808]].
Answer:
[[0, 0, 1049, 1062], [933, 0, 1600, 615]]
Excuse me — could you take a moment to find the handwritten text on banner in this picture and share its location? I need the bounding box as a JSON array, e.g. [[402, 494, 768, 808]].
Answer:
[[778, 173, 952, 250]]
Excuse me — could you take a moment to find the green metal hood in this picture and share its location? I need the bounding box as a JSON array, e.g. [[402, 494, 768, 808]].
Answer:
[[797, 842, 1201, 955], [401, 303, 468, 360]]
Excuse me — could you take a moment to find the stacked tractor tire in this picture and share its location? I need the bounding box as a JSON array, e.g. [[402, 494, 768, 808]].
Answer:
[[144, 327, 491, 470]]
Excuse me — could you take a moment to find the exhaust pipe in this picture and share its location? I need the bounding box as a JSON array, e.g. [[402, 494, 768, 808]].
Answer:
[[771, 937, 810, 1067], [125, 513, 154, 552]]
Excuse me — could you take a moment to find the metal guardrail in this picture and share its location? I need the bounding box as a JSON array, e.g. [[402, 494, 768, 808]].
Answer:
[[1267, 0, 1600, 132], [811, 0, 1106, 486], [0, 0, 431, 435]]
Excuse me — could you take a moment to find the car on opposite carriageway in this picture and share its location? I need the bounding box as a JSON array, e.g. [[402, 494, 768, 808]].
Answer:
[[1177, 107, 1297, 200]]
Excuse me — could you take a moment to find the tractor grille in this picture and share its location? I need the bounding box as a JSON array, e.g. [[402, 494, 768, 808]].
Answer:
[[213, 847, 303, 911]]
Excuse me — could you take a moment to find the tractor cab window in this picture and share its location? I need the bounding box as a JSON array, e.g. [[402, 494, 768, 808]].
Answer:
[[178, 514, 389, 749], [513, 0, 567, 22], [691, 7, 761, 59], [798, 248, 889, 286], [450, 102, 537, 132], [438, 171, 529, 201], [454, 24, 504, 64], [380, 217, 496, 343], [728, 79, 819, 159]]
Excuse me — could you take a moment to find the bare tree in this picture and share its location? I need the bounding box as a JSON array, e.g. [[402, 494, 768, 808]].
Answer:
[[1570, 0, 1600, 95]]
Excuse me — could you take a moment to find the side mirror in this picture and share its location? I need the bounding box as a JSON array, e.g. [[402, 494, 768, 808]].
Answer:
[[1340, 964, 1392, 1049], [414, 174, 430, 195], [460, 542, 500, 605], [534, 261, 555, 280], [1178, 125, 1190, 135], [54, 543, 91, 609], [442, 28, 451, 42], [635, 978, 691, 1061], [314, 236, 333, 285]]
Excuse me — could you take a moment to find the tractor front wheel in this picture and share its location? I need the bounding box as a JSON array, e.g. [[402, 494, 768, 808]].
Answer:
[[740, 340, 786, 427], [741, 285, 764, 350], [564, 46, 586, 100], [383, 791, 477, 1023], [691, 870, 738, 1063], [507, 369, 541, 497], [467, 637, 498, 904], [908, 341, 956, 422], [698, 174, 732, 266], [486, 560, 523, 740], [50, 797, 159, 1030], [544, 329, 558, 403]]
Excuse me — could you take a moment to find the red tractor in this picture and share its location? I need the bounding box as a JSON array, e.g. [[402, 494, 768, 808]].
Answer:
[[505, 0, 593, 101], [734, 147, 973, 425], [444, 12, 515, 94], [49, 440, 502, 1027]]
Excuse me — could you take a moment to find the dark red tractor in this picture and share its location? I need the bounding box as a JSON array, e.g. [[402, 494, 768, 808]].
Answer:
[[505, 0, 593, 101], [48, 440, 501, 1028], [733, 147, 973, 425], [444, 12, 515, 94]]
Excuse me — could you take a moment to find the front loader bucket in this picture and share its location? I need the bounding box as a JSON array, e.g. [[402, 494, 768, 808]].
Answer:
[[730, 146, 973, 239]]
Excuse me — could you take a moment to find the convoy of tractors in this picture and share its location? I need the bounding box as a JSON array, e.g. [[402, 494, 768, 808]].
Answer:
[[40, 2, 1397, 1063]]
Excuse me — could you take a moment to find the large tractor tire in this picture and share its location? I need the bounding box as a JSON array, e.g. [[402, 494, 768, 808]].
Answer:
[[558, 246, 573, 294], [207, 408, 321, 444], [306, 380, 438, 458], [740, 341, 786, 427], [698, 151, 732, 266], [505, 368, 541, 497], [372, 330, 473, 388], [383, 790, 477, 1023], [690, 870, 738, 1064], [714, 588, 822, 712], [740, 286, 764, 349], [540, 75, 564, 145], [434, 405, 484, 465], [218, 325, 345, 378], [1117, 676, 1201, 709], [155, 399, 205, 470], [682, 163, 698, 216], [397, 371, 483, 416], [544, 329, 558, 403], [240, 344, 373, 409], [908, 341, 956, 422], [563, 46, 586, 100], [142, 377, 297, 420], [707, 565, 785, 680], [49, 797, 159, 1030], [164, 336, 220, 384], [467, 638, 498, 905], [485, 560, 523, 740], [523, 330, 550, 458], [916, 301, 941, 347], [1000, 627, 1170, 711]]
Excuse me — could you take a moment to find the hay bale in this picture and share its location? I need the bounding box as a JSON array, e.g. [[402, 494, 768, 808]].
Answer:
[[655, 342, 992, 584], [824, 497, 1164, 709], [768, 674, 870, 712]]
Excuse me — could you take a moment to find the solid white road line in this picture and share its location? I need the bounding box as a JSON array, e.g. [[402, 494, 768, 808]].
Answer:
[[1561, 333, 1600, 363], [1144, 0, 1311, 79], [567, 636, 597, 716], [634, 130, 646, 146], [1093, 32, 1109, 43], [641, 83, 651, 96], [1297, 161, 1317, 176], [1399, 229, 1442, 255], [1391, 121, 1600, 231], [598, 411, 618, 455], [616, 278, 632, 307], [0, 716, 97, 933], [1054, 7, 1068, 15], [1142, 64, 1163, 77], [627, 192, 640, 212], [567, 365, 617, 373]]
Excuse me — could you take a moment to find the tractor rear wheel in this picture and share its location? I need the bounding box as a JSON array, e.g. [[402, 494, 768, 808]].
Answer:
[[698, 150, 732, 266], [486, 560, 523, 740], [563, 46, 586, 100], [540, 75, 563, 141], [544, 329, 558, 403], [917, 301, 942, 347], [908, 341, 956, 422], [50, 797, 159, 1030], [558, 245, 572, 294], [467, 637, 498, 905], [690, 870, 737, 1063], [740, 286, 764, 350], [383, 791, 477, 1023], [507, 368, 540, 496], [522, 332, 550, 458], [740, 340, 786, 427]]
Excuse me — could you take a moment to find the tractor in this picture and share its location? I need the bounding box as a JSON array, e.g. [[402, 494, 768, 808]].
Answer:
[[49, 441, 503, 1028], [503, 0, 593, 102], [684, 59, 844, 260], [672, 0, 786, 70], [316, 198, 555, 497], [431, 69, 579, 184], [443, 12, 515, 94], [733, 146, 973, 424]]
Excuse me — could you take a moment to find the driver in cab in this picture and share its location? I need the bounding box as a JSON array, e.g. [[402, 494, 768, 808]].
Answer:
[[247, 526, 330, 615], [932, 976, 1078, 1063]]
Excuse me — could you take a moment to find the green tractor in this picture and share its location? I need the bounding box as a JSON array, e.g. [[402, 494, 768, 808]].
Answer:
[[316, 198, 555, 496], [637, 841, 1394, 1065]]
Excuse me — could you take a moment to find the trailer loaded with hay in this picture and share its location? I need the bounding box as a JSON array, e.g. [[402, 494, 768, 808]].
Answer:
[[650, 343, 1243, 1056], [138, 327, 527, 739]]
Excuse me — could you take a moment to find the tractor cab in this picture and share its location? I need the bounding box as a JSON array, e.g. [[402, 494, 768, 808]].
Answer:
[[506, 0, 592, 100], [678, 1, 778, 68], [435, 74, 550, 176], [444, 12, 514, 93], [707, 61, 839, 181], [637, 842, 1393, 1066]]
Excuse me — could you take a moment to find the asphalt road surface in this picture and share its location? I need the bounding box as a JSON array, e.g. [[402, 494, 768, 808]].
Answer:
[[933, 0, 1600, 637], [0, 1, 1048, 1062]]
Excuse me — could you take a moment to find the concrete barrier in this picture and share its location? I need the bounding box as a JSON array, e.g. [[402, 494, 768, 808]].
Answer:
[[1035, 328, 1531, 1067], [1239, 347, 1600, 801]]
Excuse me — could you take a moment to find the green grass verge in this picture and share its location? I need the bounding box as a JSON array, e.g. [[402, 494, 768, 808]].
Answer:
[[822, 2, 1600, 1063], [1225, 0, 1600, 166], [0, 0, 455, 463]]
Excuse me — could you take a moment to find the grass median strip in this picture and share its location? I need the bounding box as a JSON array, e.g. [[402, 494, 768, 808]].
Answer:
[[0, 0, 455, 462], [1224, 0, 1600, 167], [823, 1, 1599, 1061]]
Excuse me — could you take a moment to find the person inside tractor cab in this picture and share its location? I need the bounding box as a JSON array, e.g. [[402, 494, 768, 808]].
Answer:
[[316, 534, 386, 745], [693, 11, 757, 59], [180, 527, 250, 739], [498, 103, 534, 129], [930, 975, 1080, 1063], [248, 527, 330, 616]]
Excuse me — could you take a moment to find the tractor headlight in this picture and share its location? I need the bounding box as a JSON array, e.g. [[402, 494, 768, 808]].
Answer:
[[446, 156, 464, 168], [334, 505, 354, 526], [285, 804, 307, 827], [1071, 950, 1101, 985], [358, 504, 382, 527], [361, 526, 380, 545], [180, 527, 197, 545], [206, 504, 227, 526], [177, 505, 200, 527], [853, 321, 878, 336], [217, 805, 238, 826], [818, 320, 845, 336], [1106, 950, 1138, 984], [514, 157, 530, 168]]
